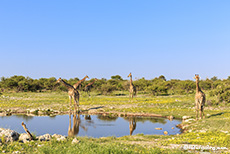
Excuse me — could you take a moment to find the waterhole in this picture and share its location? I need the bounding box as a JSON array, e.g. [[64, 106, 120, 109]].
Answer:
[[0, 114, 181, 137]]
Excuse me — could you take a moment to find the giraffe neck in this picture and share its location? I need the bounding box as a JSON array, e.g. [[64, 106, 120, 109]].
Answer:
[[80, 76, 88, 83], [89, 79, 96, 86], [130, 76, 132, 85], [60, 79, 73, 90], [86, 79, 96, 87], [196, 79, 201, 92]]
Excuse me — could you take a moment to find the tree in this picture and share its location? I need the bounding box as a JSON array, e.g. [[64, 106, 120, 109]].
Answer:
[[159, 75, 166, 81], [111, 75, 123, 80], [211, 76, 218, 82]]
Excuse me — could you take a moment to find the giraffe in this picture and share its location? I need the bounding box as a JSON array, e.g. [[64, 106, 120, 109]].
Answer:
[[129, 117, 136, 135], [73, 75, 89, 90], [68, 111, 80, 137], [127, 73, 136, 99], [68, 110, 87, 137], [194, 74, 206, 120], [84, 78, 98, 96], [56, 78, 80, 111]]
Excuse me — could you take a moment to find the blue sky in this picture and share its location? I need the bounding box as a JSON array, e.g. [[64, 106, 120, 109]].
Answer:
[[0, 0, 230, 80]]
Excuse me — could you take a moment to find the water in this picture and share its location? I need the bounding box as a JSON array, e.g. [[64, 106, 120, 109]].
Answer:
[[0, 114, 182, 138]]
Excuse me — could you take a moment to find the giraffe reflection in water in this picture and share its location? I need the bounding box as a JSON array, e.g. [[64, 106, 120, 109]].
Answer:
[[68, 110, 88, 137], [129, 117, 136, 135]]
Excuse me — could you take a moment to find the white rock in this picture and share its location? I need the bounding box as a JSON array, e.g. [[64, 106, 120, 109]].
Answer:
[[30, 109, 38, 113], [0, 112, 6, 116], [88, 109, 98, 114], [52, 134, 66, 141], [38, 134, 51, 141], [182, 116, 191, 120], [0, 128, 19, 142], [72, 138, 80, 144], [19, 133, 30, 143]]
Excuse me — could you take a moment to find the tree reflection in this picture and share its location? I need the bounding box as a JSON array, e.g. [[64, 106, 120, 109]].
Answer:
[[15, 115, 34, 122], [124, 117, 166, 124], [97, 115, 118, 121]]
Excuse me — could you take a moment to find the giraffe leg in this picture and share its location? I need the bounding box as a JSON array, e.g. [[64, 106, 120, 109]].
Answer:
[[202, 106, 205, 119], [195, 104, 199, 121], [199, 104, 202, 120], [74, 93, 80, 113], [195, 101, 198, 120], [73, 97, 77, 112], [69, 96, 72, 110], [129, 92, 131, 102], [196, 108, 198, 120]]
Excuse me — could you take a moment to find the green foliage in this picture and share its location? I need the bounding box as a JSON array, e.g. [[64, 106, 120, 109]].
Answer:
[[209, 81, 230, 104], [1, 75, 230, 104], [111, 75, 123, 80]]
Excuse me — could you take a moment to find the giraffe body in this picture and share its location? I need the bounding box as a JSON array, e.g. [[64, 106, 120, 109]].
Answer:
[[57, 78, 80, 111], [128, 73, 136, 99], [84, 78, 98, 96], [194, 74, 205, 120]]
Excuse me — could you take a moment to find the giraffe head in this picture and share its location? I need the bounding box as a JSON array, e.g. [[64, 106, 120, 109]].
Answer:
[[85, 75, 89, 79], [56, 77, 62, 83], [194, 74, 200, 81], [128, 73, 132, 78], [94, 78, 98, 81]]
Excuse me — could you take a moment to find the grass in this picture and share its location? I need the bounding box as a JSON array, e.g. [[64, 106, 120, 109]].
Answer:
[[0, 91, 230, 153], [0, 136, 189, 154]]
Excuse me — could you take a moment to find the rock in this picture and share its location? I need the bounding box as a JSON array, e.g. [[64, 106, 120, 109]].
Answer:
[[15, 109, 27, 113], [52, 134, 66, 141], [38, 111, 44, 115], [184, 119, 194, 122], [19, 133, 30, 143], [0, 112, 6, 116], [182, 116, 191, 121], [30, 109, 38, 113], [26, 113, 37, 116], [72, 138, 80, 144], [38, 134, 51, 141], [0, 128, 19, 142], [155, 128, 163, 130], [168, 115, 174, 120], [88, 109, 98, 114]]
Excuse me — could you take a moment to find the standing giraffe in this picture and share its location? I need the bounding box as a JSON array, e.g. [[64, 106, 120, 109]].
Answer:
[[56, 78, 80, 111], [84, 78, 98, 96], [127, 73, 136, 99], [194, 74, 206, 120], [73, 75, 89, 90]]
